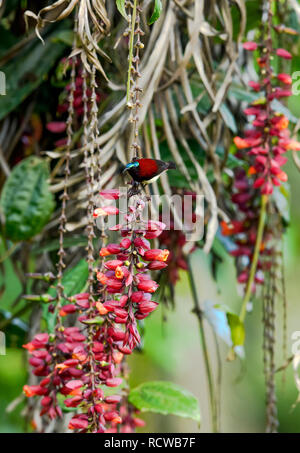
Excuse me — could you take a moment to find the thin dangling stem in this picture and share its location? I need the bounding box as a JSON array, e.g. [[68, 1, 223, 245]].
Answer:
[[239, 194, 268, 323], [264, 269, 279, 433], [90, 65, 102, 189], [82, 64, 99, 432], [188, 257, 219, 433], [281, 241, 288, 380], [239, 0, 274, 325], [126, 0, 144, 159], [126, 0, 137, 104], [56, 52, 76, 328], [82, 66, 95, 295]]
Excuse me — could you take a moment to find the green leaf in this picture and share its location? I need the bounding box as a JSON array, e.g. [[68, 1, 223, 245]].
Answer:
[[203, 301, 244, 358], [129, 381, 201, 423], [32, 235, 90, 254], [226, 312, 245, 346], [273, 183, 290, 224], [159, 139, 204, 188], [116, 0, 128, 20], [0, 156, 55, 242], [148, 0, 162, 25], [272, 99, 298, 124], [81, 317, 104, 325], [57, 393, 76, 413], [203, 301, 234, 346], [232, 0, 262, 38], [51, 30, 74, 46], [43, 259, 89, 332], [0, 309, 28, 348], [220, 103, 237, 133], [0, 24, 19, 58], [2, 0, 19, 15], [228, 85, 257, 103], [0, 26, 67, 120]]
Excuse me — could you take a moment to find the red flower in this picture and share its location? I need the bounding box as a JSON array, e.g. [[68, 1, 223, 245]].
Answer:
[[137, 301, 158, 314], [59, 304, 77, 317], [261, 181, 273, 195], [106, 377, 123, 387], [220, 220, 244, 236], [106, 278, 123, 291], [105, 395, 122, 404], [284, 139, 300, 151], [23, 385, 47, 397], [248, 81, 261, 91], [147, 261, 168, 270], [120, 238, 131, 249], [143, 249, 170, 262], [137, 279, 159, 293], [93, 206, 119, 217], [104, 260, 124, 270], [23, 333, 49, 351], [69, 417, 89, 431], [277, 170, 288, 182], [134, 237, 150, 250], [96, 271, 108, 285], [64, 396, 83, 408], [99, 189, 120, 200], [133, 418, 146, 427], [277, 73, 292, 84], [46, 121, 66, 133], [253, 177, 265, 189], [234, 136, 250, 149], [276, 48, 292, 59], [243, 42, 258, 51]]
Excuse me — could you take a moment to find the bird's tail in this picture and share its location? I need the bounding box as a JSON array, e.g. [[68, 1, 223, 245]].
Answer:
[[167, 161, 176, 170]]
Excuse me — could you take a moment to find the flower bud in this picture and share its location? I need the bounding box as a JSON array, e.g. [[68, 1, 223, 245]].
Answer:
[[147, 261, 168, 270], [144, 249, 169, 262], [105, 377, 122, 387]]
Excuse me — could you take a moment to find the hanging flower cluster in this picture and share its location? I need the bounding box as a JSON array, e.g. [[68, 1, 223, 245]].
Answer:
[[159, 225, 188, 285], [221, 13, 299, 291], [221, 167, 272, 289], [23, 326, 85, 421], [23, 189, 169, 432], [46, 58, 101, 148], [94, 190, 168, 350], [158, 191, 198, 285], [233, 40, 299, 195]]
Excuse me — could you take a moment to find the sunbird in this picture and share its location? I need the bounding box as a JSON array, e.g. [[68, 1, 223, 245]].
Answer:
[[123, 158, 176, 184]]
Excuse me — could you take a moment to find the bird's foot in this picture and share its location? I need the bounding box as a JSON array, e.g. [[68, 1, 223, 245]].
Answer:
[[127, 181, 142, 198]]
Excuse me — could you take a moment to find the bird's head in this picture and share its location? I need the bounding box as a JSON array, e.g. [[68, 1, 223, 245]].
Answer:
[[122, 161, 140, 173]]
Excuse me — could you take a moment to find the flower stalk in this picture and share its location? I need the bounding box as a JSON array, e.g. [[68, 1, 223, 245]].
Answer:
[[239, 194, 268, 323], [188, 258, 219, 433]]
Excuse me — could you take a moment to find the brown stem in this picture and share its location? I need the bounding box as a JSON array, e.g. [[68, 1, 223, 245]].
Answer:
[[187, 257, 219, 433]]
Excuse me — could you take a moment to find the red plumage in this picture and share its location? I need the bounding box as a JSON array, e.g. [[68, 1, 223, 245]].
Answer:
[[137, 159, 159, 179], [124, 158, 176, 183]]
